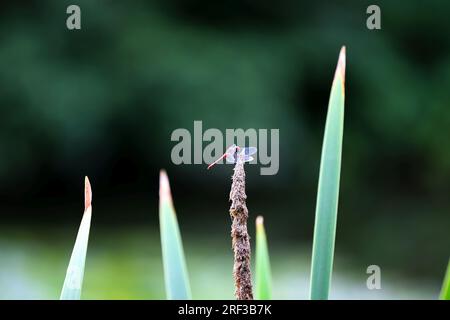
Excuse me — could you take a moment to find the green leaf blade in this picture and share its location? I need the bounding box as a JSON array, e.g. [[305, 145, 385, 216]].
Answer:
[[440, 259, 450, 300], [60, 177, 93, 300], [255, 216, 272, 300], [159, 170, 192, 300], [310, 47, 346, 300]]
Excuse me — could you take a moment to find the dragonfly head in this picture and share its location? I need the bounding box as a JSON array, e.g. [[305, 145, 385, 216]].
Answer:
[[225, 144, 238, 155]]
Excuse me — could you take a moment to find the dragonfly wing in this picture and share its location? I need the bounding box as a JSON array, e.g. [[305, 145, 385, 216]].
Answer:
[[242, 155, 254, 162], [241, 147, 257, 156]]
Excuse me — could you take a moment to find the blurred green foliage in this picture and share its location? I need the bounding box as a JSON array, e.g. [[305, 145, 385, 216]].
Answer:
[[0, 228, 438, 299], [0, 0, 449, 292]]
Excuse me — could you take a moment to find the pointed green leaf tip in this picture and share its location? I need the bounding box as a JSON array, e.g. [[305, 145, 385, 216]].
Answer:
[[60, 176, 92, 300], [255, 216, 272, 300], [310, 46, 346, 300], [440, 259, 450, 300], [159, 170, 192, 300]]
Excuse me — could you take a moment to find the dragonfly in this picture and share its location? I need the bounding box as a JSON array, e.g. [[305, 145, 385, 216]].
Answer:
[[207, 144, 257, 170]]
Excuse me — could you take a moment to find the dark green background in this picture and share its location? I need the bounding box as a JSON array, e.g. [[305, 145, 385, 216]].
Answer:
[[0, 1, 448, 299]]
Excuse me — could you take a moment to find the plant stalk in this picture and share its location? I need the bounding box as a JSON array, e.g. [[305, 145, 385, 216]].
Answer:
[[229, 160, 253, 300]]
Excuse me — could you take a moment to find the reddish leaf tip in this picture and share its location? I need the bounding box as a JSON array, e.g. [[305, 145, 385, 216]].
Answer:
[[336, 46, 346, 82], [159, 169, 172, 204], [256, 215, 264, 226], [84, 176, 92, 211]]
